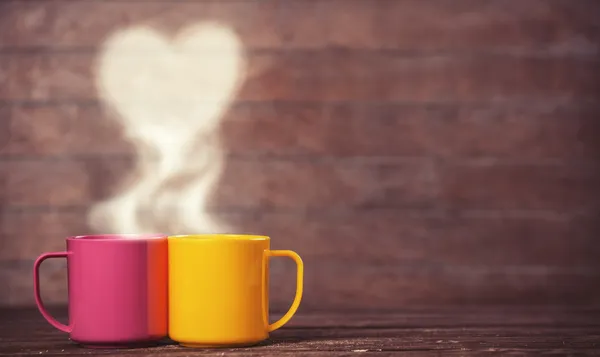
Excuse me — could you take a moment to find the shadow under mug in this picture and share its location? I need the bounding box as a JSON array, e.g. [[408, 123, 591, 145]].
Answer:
[[33, 234, 168, 348], [168, 234, 304, 348]]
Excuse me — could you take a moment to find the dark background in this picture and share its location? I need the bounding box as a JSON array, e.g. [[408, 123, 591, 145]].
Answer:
[[0, 0, 599, 310]]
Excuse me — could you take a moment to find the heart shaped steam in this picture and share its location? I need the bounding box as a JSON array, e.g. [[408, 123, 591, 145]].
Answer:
[[88, 23, 245, 234]]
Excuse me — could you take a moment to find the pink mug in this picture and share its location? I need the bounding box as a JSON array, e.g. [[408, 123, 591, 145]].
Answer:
[[33, 234, 168, 348]]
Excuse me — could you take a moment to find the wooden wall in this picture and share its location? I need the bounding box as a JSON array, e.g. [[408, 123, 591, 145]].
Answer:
[[1, 0, 599, 310]]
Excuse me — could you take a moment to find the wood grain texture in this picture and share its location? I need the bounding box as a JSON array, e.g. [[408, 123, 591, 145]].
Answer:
[[1, 104, 133, 157], [440, 162, 600, 211], [2, 210, 599, 267], [4, 255, 600, 308], [3, 53, 599, 102], [3, 102, 599, 160], [1, 158, 598, 215], [0, 158, 135, 206], [0, 308, 599, 355], [223, 102, 600, 160], [1, 0, 599, 51]]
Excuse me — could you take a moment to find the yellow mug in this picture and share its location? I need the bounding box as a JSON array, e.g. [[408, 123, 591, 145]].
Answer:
[[168, 234, 304, 347]]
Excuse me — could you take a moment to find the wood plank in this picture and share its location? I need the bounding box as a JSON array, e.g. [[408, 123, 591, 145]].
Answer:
[[281, 308, 600, 328], [4, 102, 599, 160], [0, 104, 10, 151], [317, 52, 600, 102], [3, 256, 599, 308], [2, 210, 599, 268], [2, 156, 599, 212], [3, 52, 599, 102], [0, 0, 598, 51], [440, 162, 600, 211], [224, 102, 600, 159], [4, 307, 600, 328], [215, 159, 438, 210], [234, 211, 600, 268], [1, 104, 134, 157], [0, 211, 88, 261], [0, 0, 285, 50], [0, 158, 135, 207], [0, 260, 68, 306], [287, 263, 600, 308], [0, 57, 9, 99], [0, 158, 437, 208]]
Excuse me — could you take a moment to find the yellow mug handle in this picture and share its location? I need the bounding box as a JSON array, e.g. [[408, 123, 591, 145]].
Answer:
[[265, 250, 304, 332]]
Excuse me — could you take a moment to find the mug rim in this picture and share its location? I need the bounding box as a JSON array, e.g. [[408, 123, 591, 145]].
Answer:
[[67, 233, 167, 241], [169, 234, 270, 241]]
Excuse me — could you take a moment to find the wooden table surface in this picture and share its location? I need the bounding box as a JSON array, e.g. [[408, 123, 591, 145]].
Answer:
[[1, 307, 599, 356]]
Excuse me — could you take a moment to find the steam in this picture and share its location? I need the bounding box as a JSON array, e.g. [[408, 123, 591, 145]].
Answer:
[[88, 23, 245, 234]]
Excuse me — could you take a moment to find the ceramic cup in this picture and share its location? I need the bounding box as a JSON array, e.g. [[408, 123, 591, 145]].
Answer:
[[168, 234, 304, 348], [33, 234, 168, 348]]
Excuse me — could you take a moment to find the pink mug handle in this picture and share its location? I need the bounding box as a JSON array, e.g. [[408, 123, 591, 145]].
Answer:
[[33, 252, 72, 333]]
